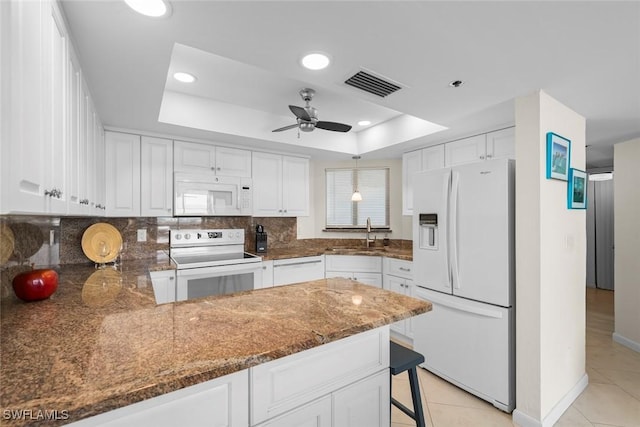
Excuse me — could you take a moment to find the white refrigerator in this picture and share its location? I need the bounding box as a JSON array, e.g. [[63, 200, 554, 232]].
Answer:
[[412, 158, 515, 412]]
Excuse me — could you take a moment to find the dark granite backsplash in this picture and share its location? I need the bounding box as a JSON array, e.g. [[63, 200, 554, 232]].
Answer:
[[0, 216, 297, 268]]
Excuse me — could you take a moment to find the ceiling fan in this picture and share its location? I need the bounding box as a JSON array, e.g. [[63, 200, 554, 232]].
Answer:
[[272, 88, 352, 136]]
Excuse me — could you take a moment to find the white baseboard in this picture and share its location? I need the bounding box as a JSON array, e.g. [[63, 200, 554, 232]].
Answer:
[[513, 373, 588, 427], [613, 333, 640, 353]]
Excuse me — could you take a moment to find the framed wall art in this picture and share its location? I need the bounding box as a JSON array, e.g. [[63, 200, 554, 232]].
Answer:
[[568, 168, 587, 209], [546, 132, 571, 181]]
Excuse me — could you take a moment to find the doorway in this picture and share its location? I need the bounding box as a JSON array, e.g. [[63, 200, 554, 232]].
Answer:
[[586, 174, 615, 290]]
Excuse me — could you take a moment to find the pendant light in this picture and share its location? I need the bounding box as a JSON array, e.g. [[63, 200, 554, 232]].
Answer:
[[351, 156, 362, 202]]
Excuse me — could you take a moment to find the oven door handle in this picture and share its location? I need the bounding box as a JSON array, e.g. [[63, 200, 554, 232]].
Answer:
[[177, 262, 263, 278]]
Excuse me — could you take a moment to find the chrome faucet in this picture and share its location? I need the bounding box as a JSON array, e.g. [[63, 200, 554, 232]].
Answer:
[[366, 217, 376, 248]]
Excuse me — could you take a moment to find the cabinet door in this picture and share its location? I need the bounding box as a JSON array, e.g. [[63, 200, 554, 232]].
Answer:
[[252, 152, 283, 217], [402, 150, 422, 216], [255, 395, 331, 427], [259, 260, 274, 289], [215, 146, 251, 177], [173, 140, 215, 172], [141, 136, 173, 217], [66, 46, 82, 214], [333, 370, 390, 427], [282, 156, 309, 216], [325, 255, 382, 273], [93, 120, 106, 215], [445, 134, 487, 166], [405, 279, 415, 339], [352, 272, 382, 288], [422, 144, 445, 170], [486, 127, 515, 160], [45, 0, 68, 214], [85, 95, 97, 212], [4, 0, 48, 213], [383, 275, 407, 335], [150, 270, 175, 304], [105, 132, 140, 217]]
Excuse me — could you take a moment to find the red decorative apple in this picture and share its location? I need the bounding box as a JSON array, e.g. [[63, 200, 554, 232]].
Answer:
[[12, 269, 58, 302]]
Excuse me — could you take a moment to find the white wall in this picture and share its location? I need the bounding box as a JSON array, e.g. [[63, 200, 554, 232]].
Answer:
[[613, 137, 640, 351], [297, 157, 412, 241], [514, 90, 587, 426]]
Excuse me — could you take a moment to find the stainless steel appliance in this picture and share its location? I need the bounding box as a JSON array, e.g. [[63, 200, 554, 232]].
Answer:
[[170, 228, 262, 301], [174, 172, 253, 216]]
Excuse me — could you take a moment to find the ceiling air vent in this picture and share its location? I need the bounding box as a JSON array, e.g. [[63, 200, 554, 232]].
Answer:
[[344, 70, 402, 98]]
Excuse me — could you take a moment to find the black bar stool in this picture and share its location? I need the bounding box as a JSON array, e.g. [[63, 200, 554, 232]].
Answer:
[[390, 341, 426, 427]]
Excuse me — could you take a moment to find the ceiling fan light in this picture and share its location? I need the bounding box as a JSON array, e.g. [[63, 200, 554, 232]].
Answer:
[[124, 0, 171, 17], [351, 190, 363, 202], [173, 72, 196, 83], [301, 53, 330, 70]]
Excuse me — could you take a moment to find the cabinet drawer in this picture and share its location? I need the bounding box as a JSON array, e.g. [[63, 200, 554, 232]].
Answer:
[[273, 256, 325, 286], [250, 326, 389, 425], [325, 255, 382, 273], [385, 258, 413, 279]]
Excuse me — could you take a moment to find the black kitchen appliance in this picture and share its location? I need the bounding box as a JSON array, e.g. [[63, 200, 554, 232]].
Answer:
[[255, 224, 267, 253]]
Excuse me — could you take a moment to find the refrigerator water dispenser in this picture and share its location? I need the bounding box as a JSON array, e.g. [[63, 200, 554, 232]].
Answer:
[[419, 213, 438, 250]]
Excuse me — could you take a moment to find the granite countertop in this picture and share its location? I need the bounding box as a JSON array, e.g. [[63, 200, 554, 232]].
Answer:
[[0, 261, 430, 426], [258, 246, 413, 261]]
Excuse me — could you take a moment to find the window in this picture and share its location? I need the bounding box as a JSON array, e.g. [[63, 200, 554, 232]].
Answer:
[[326, 167, 389, 228]]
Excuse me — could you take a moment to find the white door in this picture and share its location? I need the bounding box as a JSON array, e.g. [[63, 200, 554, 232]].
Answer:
[[486, 127, 515, 160], [333, 370, 390, 427], [452, 160, 513, 307], [444, 134, 487, 166], [413, 168, 452, 294], [173, 140, 215, 173], [402, 150, 423, 215], [105, 132, 141, 217], [215, 146, 251, 177], [413, 287, 513, 412], [141, 136, 173, 217], [252, 152, 283, 216], [282, 156, 309, 216]]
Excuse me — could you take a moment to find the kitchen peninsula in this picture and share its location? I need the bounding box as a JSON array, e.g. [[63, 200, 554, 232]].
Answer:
[[0, 260, 430, 426]]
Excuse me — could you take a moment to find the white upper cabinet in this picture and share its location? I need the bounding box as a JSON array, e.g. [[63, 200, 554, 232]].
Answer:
[[444, 128, 515, 167], [402, 145, 444, 215], [486, 127, 515, 160], [141, 136, 173, 217], [445, 134, 487, 167], [174, 141, 251, 177], [252, 152, 309, 217], [105, 132, 141, 217]]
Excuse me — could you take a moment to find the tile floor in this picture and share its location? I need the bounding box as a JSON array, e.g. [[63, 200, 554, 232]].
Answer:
[[391, 288, 640, 427]]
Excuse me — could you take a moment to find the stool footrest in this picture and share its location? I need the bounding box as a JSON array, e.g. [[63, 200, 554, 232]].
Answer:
[[392, 397, 417, 419]]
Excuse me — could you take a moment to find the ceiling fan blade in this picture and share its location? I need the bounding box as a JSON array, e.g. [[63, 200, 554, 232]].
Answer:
[[272, 123, 298, 132], [315, 121, 352, 132], [289, 105, 311, 121]]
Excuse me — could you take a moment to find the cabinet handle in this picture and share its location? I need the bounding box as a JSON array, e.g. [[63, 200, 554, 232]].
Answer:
[[169, 277, 174, 281], [217, 167, 221, 171], [486, 154, 493, 159], [353, 276, 357, 280], [399, 267, 411, 272], [480, 155, 485, 160], [278, 209, 282, 213]]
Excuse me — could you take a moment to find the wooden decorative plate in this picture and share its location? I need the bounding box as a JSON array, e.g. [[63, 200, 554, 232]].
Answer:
[[81, 223, 123, 264]]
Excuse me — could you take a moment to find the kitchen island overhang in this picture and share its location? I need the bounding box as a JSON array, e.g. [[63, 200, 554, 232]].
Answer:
[[0, 262, 430, 426]]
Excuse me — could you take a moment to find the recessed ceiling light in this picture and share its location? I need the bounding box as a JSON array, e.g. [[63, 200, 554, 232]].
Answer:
[[449, 80, 464, 88], [173, 72, 196, 83], [301, 52, 331, 70], [124, 0, 171, 17], [357, 120, 371, 126]]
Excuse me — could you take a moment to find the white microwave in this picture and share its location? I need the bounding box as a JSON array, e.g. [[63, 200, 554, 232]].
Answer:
[[174, 172, 253, 216]]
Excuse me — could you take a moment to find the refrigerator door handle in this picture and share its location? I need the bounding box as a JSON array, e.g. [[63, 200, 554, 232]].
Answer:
[[444, 173, 452, 288], [450, 171, 460, 289], [416, 288, 504, 319]]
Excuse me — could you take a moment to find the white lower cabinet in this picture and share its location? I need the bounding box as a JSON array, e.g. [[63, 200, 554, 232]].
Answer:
[[68, 370, 248, 427], [325, 255, 382, 288], [273, 256, 325, 286], [259, 260, 274, 289], [149, 270, 175, 304], [250, 326, 390, 426], [383, 258, 414, 343], [333, 370, 390, 427]]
